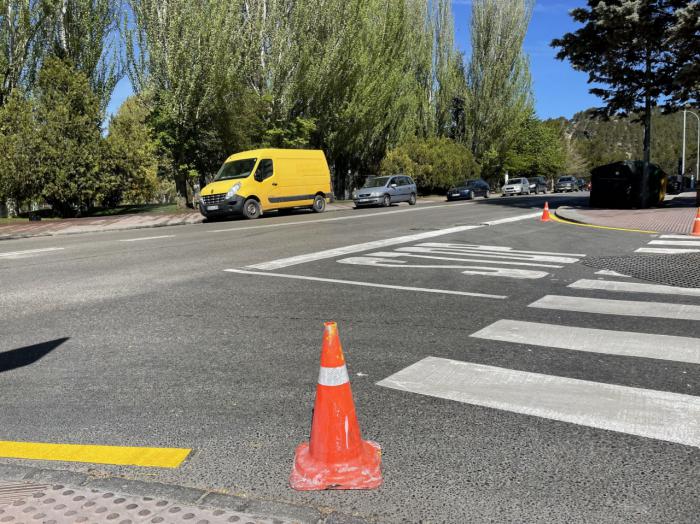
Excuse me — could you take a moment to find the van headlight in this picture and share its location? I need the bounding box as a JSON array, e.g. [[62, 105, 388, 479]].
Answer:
[[226, 182, 241, 199]]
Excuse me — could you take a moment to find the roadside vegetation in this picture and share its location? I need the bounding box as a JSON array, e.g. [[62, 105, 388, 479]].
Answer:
[[0, 0, 697, 218]]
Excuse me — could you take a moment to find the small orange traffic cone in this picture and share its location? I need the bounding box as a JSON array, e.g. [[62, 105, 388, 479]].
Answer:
[[541, 201, 551, 222], [691, 208, 700, 236], [290, 322, 382, 491]]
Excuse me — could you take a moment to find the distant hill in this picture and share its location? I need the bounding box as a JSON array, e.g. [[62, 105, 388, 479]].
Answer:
[[547, 108, 699, 178]]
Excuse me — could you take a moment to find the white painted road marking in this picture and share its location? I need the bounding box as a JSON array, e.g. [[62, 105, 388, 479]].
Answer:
[[245, 210, 544, 270], [417, 243, 586, 258], [246, 225, 482, 270], [224, 268, 507, 299], [377, 356, 700, 448], [594, 269, 631, 278], [529, 295, 700, 321], [119, 235, 175, 242], [0, 247, 64, 258], [336, 255, 549, 279], [636, 247, 700, 254], [370, 251, 563, 268], [649, 240, 700, 246], [659, 235, 700, 240], [470, 320, 700, 365], [481, 212, 542, 225], [209, 201, 477, 233], [401, 243, 583, 263], [569, 279, 700, 297]]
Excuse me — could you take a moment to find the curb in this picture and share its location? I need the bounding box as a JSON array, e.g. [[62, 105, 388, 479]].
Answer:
[[0, 464, 371, 524]]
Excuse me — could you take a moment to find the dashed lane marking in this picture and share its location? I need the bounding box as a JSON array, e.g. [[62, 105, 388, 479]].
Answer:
[[529, 295, 700, 321], [470, 319, 700, 365], [377, 356, 700, 448], [569, 278, 700, 297], [224, 268, 507, 299], [119, 235, 175, 242], [0, 441, 191, 468], [0, 247, 64, 258]]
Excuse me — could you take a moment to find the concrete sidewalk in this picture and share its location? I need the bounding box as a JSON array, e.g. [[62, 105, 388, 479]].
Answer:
[[555, 192, 699, 234], [0, 197, 448, 241]]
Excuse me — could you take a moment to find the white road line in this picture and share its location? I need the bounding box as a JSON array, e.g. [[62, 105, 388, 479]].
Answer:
[[246, 225, 481, 270], [569, 279, 700, 297], [119, 235, 175, 242], [377, 357, 700, 448], [0, 247, 64, 258], [246, 211, 547, 270], [223, 268, 507, 299], [529, 295, 700, 321], [659, 235, 700, 240], [594, 270, 631, 278], [401, 245, 581, 263], [470, 320, 700, 365], [208, 201, 476, 233], [418, 243, 586, 257], [370, 251, 563, 268], [636, 247, 700, 254], [649, 240, 700, 246], [481, 211, 542, 225], [336, 256, 550, 279]]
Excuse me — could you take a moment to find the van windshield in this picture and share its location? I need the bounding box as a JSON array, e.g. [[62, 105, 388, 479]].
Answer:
[[362, 176, 391, 188], [215, 158, 257, 181]]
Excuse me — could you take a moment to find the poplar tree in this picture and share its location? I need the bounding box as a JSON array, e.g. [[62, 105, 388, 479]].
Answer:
[[465, 0, 534, 180]]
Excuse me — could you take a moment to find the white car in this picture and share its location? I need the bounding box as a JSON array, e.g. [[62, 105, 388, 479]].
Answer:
[[502, 178, 531, 196]]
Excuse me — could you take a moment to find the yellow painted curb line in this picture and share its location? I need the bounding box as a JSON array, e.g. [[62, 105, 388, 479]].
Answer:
[[0, 441, 191, 468], [549, 211, 658, 234]]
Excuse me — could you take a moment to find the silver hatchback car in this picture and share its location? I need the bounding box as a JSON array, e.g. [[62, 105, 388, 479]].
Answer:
[[353, 175, 417, 207]]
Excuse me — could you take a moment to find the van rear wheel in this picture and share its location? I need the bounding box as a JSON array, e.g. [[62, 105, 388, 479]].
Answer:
[[311, 195, 326, 213], [242, 199, 261, 219]]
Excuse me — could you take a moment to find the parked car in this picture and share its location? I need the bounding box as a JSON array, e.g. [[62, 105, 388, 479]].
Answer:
[[590, 161, 667, 208], [446, 179, 490, 201], [529, 176, 548, 194], [576, 178, 589, 191], [555, 176, 579, 192], [199, 148, 332, 219], [353, 175, 417, 208], [501, 178, 531, 196]]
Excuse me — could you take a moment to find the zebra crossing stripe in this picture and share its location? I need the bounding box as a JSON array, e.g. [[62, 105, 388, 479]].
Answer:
[[649, 240, 700, 246], [636, 247, 700, 254], [529, 295, 700, 321], [377, 356, 700, 448], [569, 279, 700, 297], [470, 320, 700, 365], [659, 235, 700, 240]]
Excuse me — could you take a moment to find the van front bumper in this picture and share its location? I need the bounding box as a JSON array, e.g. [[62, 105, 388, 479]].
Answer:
[[199, 196, 245, 217]]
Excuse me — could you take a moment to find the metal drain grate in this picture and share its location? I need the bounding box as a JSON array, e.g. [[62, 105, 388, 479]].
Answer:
[[582, 252, 700, 288], [0, 483, 299, 524]]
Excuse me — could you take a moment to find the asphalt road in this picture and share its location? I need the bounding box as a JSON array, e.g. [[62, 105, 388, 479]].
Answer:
[[1, 192, 698, 523]]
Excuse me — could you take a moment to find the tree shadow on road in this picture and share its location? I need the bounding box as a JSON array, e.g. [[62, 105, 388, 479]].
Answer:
[[0, 338, 69, 373]]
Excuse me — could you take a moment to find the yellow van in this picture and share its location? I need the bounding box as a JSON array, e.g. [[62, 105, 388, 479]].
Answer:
[[198, 149, 333, 219]]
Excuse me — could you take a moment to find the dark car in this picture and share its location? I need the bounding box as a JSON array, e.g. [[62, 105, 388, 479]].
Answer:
[[590, 161, 667, 208], [576, 178, 589, 191], [555, 176, 578, 192], [447, 179, 490, 201], [529, 176, 548, 194]]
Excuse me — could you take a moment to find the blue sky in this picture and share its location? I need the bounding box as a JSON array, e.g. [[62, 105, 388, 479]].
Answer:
[[107, 0, 597, 121]]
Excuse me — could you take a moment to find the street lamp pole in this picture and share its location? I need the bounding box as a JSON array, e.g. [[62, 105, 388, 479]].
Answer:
[[681, 109, 700, 193]]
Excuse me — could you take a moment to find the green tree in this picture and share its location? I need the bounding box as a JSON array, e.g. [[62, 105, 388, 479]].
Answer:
[[504, 116, 566, 181], [465, 0, 534, 182], [667, 1, 699, 105], [0, 88, 38, 211], [34, 55, 102, 216], [101, 95, 158, 206], [552, 0, 676, 205]]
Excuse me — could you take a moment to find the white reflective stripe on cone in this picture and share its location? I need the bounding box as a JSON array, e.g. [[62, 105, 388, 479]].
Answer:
[[318, 365, 350, 386]]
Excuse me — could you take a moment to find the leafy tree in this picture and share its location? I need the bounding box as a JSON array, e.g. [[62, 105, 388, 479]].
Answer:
[[465, 0, 534, 181], [0, 88, 38, 211], [380, 137, 478, 194], [667, 1, 699, 105], [552, 0, 676, 205], [34, 55, 102, 216], [101, 95, 158, 206], [504, 116, 566, 181]]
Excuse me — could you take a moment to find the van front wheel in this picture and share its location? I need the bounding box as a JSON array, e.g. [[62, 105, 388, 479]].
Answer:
[[311, 195, 326, 213], [243, 199, 261, 219]]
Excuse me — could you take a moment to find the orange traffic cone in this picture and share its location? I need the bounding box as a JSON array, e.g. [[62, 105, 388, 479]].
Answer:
[[692, 208, 700, 236], [541, 201, 551, 222], [290, 322, 382, 491]]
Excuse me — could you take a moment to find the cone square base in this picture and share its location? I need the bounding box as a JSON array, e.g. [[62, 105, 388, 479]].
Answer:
[[289, 440, 382, 491]]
